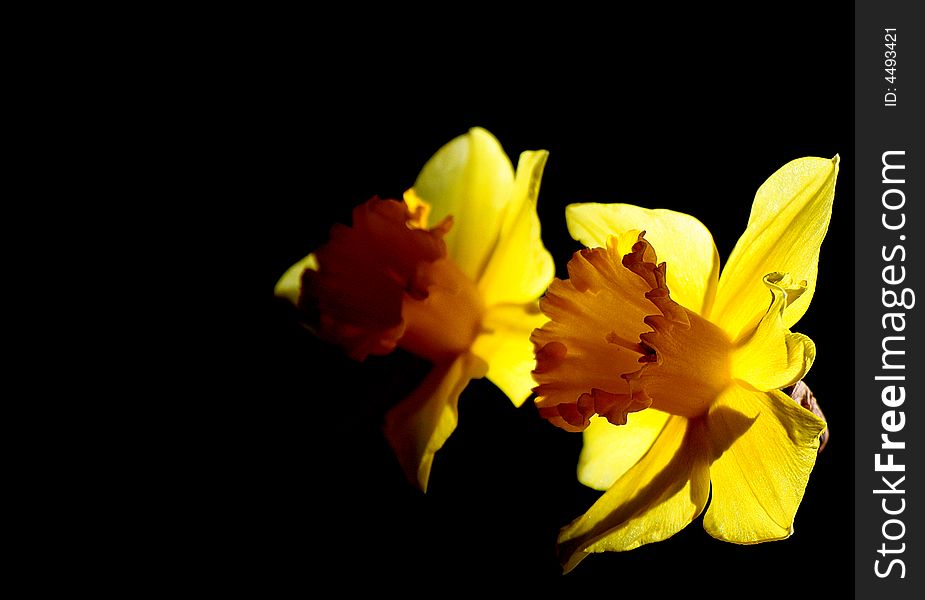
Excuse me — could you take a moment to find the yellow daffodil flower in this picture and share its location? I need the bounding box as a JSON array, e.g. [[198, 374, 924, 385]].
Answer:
[[531, 156, 839, 572], [275, 128, 554, 491]]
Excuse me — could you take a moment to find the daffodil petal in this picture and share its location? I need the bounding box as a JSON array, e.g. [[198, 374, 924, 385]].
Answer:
[[565, 203, 720, 315], [477, 150, 555, 306], [713, 156, 839, 339], [412, 127, 515, 281], [577, 411, 671, 491], [273, 253, 318, 305], [383, 353, 487, 492], [731, 274, 816, 391], [471, 304, 548, 408], [558, 416, 710, 573], [703, 385, 826, 543]]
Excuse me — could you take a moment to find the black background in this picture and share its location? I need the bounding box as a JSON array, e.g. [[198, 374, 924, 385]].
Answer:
[[250, 9, 853, 595]]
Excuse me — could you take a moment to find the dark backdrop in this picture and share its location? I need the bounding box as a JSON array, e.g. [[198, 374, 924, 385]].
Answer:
[[250, 10, 852, 595]]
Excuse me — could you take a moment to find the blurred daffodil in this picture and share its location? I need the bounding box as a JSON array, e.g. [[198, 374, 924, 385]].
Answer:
[[276, 128, 554, 491], [532, 156, 838, 572]]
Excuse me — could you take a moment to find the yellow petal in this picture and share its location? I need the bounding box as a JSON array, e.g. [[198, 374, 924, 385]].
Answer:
[[712, 156, 839, 339], [273, 253, 318, 305], [703, 385, 826, 543], [471, 304, 548, 408], [565, 203, 720, 315], [558, 416, 710, 573], [577, 411, 671, 491], [412, 128, 515, 282], [477, 150, 555, 306], [383, 353, 487, 492], [731, 274, 816, 391]]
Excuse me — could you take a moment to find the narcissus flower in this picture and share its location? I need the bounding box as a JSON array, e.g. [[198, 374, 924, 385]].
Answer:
[[532, 156, 838, 572], [276, 128, 554, 491]]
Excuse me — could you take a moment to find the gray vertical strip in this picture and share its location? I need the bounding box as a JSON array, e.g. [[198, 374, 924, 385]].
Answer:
[[855, 1, 923, 597]]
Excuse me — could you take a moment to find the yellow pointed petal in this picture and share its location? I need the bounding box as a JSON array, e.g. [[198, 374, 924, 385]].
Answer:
[[470, 304, 548, 408], [713, 156, 839, 339], [477, 150, 555, 306], [731, 274, 816, 391], [565, 203, 720, 315], [273, 253, 318, 305], [703, 385, 826, 543], [578, 411, 671, 491], [412, 128, 515, 281], [558, 416, 710, 573], [383, 353, 487, 492]]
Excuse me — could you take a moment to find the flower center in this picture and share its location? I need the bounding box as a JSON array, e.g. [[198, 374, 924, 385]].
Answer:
[[533, 233, 732, 431], [619, 236, 733, 418], [304, 196, 483, 364], [399, 256, 485, 362]]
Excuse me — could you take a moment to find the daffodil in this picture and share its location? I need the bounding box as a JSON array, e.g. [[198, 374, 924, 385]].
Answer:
[[531, 156, 838, 572], [275, 128, 554, 491]]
